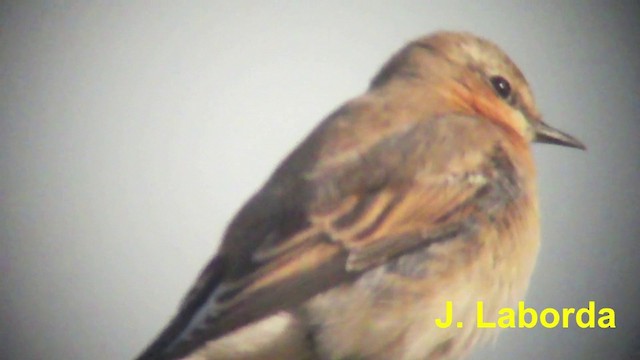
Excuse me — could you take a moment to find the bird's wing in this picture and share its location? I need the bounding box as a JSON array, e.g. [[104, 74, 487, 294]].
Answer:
[[135, 109, 520, 360]]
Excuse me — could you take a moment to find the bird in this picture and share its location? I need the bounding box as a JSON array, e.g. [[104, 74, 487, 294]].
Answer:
[[135, 31, 585, 360]]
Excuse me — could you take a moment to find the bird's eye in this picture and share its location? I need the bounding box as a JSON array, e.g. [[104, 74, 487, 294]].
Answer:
[[490, 75, 511, 99]]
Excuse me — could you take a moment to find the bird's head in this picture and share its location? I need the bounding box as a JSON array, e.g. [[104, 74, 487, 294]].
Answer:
[[371, 31, 585, 150]]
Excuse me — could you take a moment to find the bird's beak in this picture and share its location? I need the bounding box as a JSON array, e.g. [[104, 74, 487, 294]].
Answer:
[[534, 121, 586, 150]]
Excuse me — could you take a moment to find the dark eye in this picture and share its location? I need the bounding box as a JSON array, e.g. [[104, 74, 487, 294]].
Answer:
[[490, 75, 511, 99]]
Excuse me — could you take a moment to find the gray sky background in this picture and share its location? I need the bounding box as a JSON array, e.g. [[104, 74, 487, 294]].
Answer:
[[1, 2, 639, 359]]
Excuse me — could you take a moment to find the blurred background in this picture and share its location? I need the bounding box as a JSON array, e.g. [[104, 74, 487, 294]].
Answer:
[[1, 1, 639, 359]]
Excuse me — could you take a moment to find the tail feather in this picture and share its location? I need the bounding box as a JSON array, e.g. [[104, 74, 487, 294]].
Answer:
[[135, 256, 226, 360]]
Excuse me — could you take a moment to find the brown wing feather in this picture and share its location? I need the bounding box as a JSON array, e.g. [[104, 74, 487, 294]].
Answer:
[[136, 111, 520, 360], [220, 117, 517, 303], [215, 113, 519, 311]]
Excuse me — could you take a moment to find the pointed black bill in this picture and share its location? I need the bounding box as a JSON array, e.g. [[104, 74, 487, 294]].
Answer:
[[534, 121, 586, 150]]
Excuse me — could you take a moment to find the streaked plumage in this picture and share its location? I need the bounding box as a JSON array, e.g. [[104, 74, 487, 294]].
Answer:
[[136, 31, 584, 360]]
